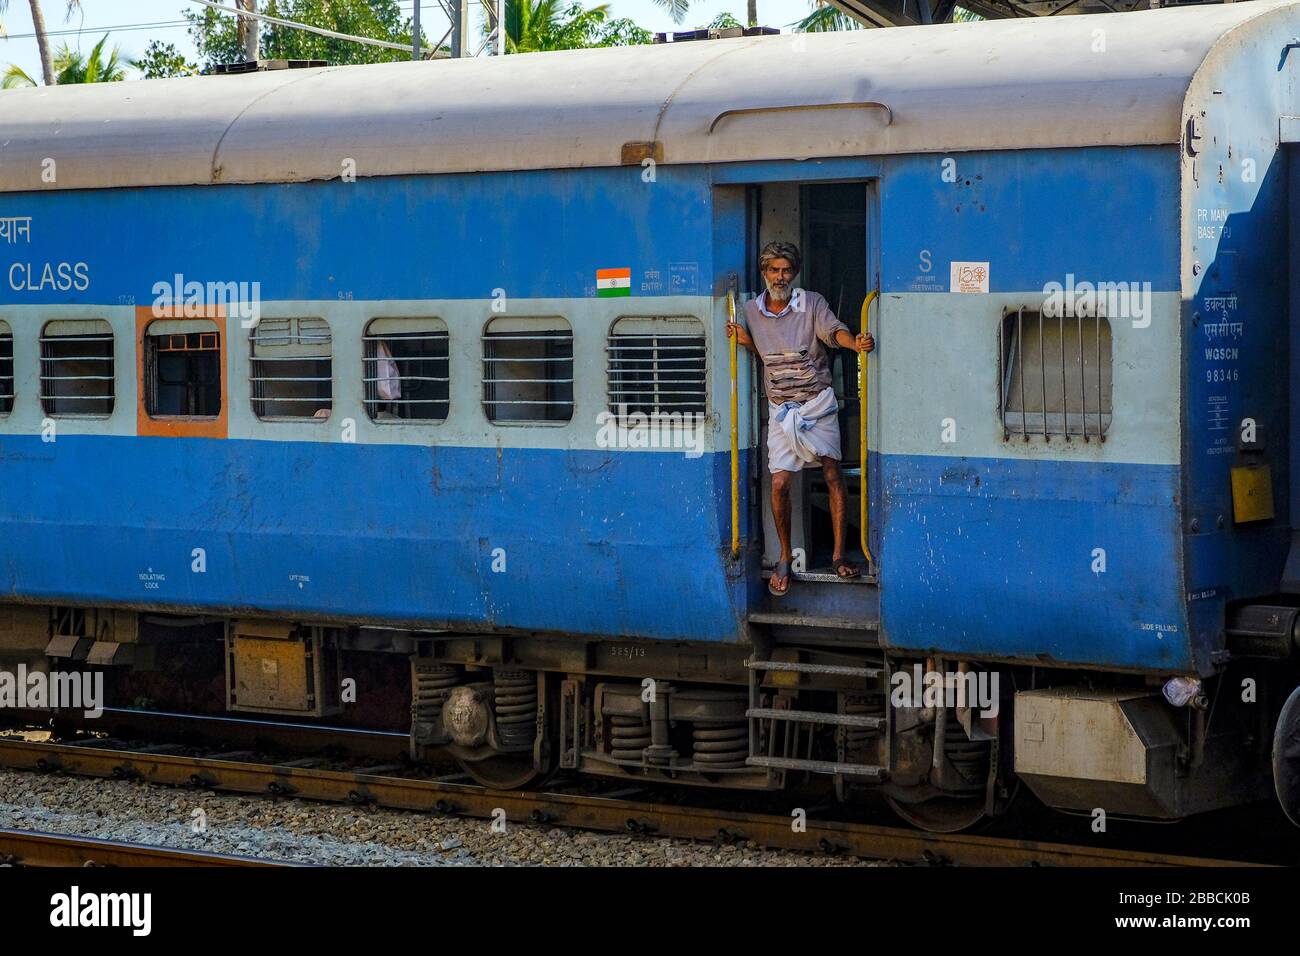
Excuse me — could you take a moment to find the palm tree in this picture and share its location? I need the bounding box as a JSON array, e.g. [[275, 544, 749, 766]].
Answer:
[[795, 0, 981, 30], [0, 1, 81, 86], [794, 1, 862, 31], [505, 0, 596, 52], [2, 33, 125, 88], [656, 0, 689, 24]]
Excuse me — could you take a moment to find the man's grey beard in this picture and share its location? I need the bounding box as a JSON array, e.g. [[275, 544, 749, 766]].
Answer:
[[765, 279, 792, 303]]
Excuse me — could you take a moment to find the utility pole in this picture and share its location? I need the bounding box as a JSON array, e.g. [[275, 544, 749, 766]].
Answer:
[[240, 0, 260, 62], [413, 0, 422, 60], [451, 0, 470, 57], [496, 0, 505, 55]]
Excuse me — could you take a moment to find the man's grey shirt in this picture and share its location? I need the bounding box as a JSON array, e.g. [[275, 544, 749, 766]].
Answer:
[[742, 289, 849, 404]]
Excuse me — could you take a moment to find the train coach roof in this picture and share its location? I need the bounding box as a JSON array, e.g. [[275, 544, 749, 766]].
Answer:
[[0, 0, 1297, 193]]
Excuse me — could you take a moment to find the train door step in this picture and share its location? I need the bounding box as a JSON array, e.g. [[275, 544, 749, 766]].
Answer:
[[761, 568, 878, 585], [745, 707, 884, 729], [754, 568, 879, 641], [747, 611, 876, 632], [745, 755, 886, 779], [745, 659, 882, 678]]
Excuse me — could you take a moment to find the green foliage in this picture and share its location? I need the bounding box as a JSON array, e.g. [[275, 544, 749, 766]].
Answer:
[[793, 2, 862, 32], [708, 13, 743, 29], [185, 0, 421, 68], [655, 0, 690, 25], [593, 16, 654, 48], [792, 0, 979, 33], [505, 0, 651, 52], [133, 40, 198, 79], [0, 64, 35, 88], [184, 0, 652, 66], [2, 32, 125, 88], [0, 1, 85, 86]]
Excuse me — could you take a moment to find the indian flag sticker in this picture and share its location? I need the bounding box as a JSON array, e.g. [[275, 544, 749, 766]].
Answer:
[[596, 267, 632, 297]]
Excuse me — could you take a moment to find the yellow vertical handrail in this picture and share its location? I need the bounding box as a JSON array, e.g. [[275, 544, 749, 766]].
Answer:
[[859, 290, 879, 568], [727, 284, 740, 558]]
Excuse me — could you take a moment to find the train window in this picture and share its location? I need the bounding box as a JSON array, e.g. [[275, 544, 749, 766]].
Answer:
[[40, 319, 114, 418], [482, 317, 573, 424], [249, 317, 332, 421], [0, 321, 12, 416], [607, 316, 707, 420], [1000, 309, 1112, 440], [144, 320, 221, 418], [363, 318, 449, 423]]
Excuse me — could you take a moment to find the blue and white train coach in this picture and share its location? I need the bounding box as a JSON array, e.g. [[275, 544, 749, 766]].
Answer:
[[3, 1, 1300, 829]]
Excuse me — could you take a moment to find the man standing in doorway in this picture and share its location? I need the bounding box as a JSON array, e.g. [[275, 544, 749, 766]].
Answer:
[[725, 240, 875, 596]]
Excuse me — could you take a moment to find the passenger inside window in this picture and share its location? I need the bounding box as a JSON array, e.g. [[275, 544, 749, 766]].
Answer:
[[364, 320, 450, 422]]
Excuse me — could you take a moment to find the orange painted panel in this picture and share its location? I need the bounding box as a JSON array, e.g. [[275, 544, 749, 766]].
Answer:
[[135, 305, 229, 439]]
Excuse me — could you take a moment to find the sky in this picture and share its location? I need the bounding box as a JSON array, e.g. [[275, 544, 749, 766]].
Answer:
[[0, 0, 818, 79]]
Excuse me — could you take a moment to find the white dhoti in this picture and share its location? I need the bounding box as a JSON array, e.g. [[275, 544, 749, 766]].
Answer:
[[766, 386, 841, 474]]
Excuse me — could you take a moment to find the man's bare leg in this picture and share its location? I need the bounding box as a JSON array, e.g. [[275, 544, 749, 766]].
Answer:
[[770, 469, 794, 594], [820, 456, 857, 577]]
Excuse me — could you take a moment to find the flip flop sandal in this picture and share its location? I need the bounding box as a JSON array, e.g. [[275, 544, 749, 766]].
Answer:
[[834, 560, 861, 580], [769, 559, 792, 597]]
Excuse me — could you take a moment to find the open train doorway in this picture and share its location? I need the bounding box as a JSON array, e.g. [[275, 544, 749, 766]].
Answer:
[[750, 180, 876, 592]]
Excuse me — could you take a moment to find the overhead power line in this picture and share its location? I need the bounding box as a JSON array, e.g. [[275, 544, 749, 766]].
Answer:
[[0, 4, 446, 43], [185, 0, 414, 53], [0, 5, 449, 47], [0, 19, 189, 42]]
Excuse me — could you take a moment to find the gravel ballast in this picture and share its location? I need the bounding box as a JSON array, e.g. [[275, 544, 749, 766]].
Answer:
[[0, 768, 880, 866]]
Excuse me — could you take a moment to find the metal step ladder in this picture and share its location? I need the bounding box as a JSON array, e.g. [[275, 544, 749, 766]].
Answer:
[[749, 572, 881, 642], [744, 658, 887, 781]]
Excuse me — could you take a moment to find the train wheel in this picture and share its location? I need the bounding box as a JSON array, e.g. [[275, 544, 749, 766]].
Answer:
[[456, 753, 541, 790], [443, 671, 550, 790], [1272, 685, 1300, 825], [885, 793, 989, 833]]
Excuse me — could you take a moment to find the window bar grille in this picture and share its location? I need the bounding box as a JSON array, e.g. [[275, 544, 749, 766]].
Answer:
[[480, 331, 574, 417], [0, 335, 12, 405], [653, 335, 661, 413], [1096, 310, 1105, 442], [1017, 306, 1027, 441], [1078, 311, 1088, 442], [997, 316, 1007, 442], [606, 336, 706, 415], [39, 334, 115, 412], [248, 321, 332, 417], [1038, 309, 1048, 441], [1059, 310, 1068, 441], [361, 332, 450, 410]]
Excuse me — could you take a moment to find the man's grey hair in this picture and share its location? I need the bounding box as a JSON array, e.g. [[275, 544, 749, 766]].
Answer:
[[759, 240, 802, 276]]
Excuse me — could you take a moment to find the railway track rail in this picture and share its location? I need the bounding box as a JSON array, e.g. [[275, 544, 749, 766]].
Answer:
[[0, 827, 288, 867], [0, 737, 1262, 868]]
